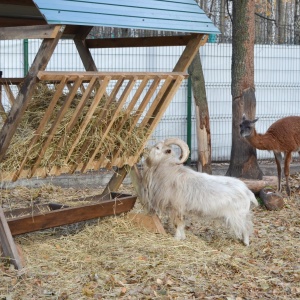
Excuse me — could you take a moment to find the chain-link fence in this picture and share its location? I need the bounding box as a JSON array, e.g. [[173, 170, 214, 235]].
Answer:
[[1, 39, 299, 163]]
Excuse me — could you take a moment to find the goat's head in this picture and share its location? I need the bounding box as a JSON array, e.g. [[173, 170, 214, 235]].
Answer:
[[240, 114, 259, 138], [145, 138, 190, 166]]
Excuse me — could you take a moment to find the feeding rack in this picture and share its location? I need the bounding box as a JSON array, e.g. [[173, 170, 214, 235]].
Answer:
[[0, 0, 219, 269]]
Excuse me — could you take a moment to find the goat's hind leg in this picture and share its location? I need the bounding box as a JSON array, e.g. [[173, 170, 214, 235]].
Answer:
[[226, 213, 252, 246]]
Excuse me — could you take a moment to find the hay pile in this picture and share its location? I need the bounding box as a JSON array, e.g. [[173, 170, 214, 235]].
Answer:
[[0, 179, 300, 299], [0, 82, 149, 175]]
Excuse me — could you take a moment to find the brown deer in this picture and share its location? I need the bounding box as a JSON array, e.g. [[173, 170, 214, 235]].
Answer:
[[240, 114, 300, 196]]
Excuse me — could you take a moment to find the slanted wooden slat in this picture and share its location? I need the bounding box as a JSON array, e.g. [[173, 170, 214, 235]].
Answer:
[[12, 76, 68, 181], [68, 76, 125, 173], [107, 76, 162, 168], [48, 76, 98, 173], [82, 76, 138, 173], [29, 76, 83, 178], [101, 76, 150, 168], [140, 75, 174, 128], [65, 76, 112, 167], [129, 75, 185, 164]]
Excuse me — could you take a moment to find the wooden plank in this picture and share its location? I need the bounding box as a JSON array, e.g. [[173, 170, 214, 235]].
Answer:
[[74, 26, 93, 40], [0, 206, 22, 269], [12, 77, 68, 181], [101, 167, 130, 199], [128, 75, 185, 165], [107, 77, 162, 168], [29, 76, 83, 178], [140, 75, 174, 127], [173, 34, 205, 72], [48, 76, 98, 166], [102, 76, 150, 168], [0, 25, 63, 40], [81, 77, 138, 173], [68, 76, 125, 172], [74, 39, 98, 72], [37, 71, 188, 81], [65, 76, 111, 165], [86, 35, 194, 49], [127, 213, 166, 235], [0, 25, 65, 163], [0, 78, 24, 84], [7, 195, 137, 236]]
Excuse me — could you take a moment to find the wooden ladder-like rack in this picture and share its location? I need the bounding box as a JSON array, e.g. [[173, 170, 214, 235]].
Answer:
[[0, 71, 186, 182]]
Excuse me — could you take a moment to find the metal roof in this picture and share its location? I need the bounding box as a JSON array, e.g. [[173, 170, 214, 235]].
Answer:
[[33, 0, 220, 34]]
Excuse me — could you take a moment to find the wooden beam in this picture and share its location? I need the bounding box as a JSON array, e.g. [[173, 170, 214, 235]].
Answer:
[[101, 167, 130, 199], [7, 194, 136, 236], [86, 35, 194, 49], [74, 39, 98, 72], [0, 207, 22, 269], [37, 71, 188, 81], [0, 25, 64, 40], [74, 26, 93, 40], [0, 17, 46, 28], [173, 34, 206, 72], [0, 25, 65, 163]]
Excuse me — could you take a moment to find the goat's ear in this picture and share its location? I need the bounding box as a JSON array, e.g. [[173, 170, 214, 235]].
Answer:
[[251, 118, 259, 124], [242, 113, 246, 121]]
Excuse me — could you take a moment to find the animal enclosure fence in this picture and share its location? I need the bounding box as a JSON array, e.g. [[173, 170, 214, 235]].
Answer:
[[1, 40, 300, 163]]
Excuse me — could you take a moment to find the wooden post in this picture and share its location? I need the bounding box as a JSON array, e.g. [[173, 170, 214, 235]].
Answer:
[[0, 207, 22, 269], [101, 167, 130, 199]]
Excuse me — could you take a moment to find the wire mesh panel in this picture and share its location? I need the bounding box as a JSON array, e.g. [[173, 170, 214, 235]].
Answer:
[[0, 40, 299, 164]]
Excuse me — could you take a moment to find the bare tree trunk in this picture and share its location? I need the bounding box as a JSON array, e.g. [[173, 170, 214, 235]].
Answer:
[[295, 0, 300, 44], [188, 51, 212, 174], [226, 0, 263, 179], [277, 0, 286, 44]]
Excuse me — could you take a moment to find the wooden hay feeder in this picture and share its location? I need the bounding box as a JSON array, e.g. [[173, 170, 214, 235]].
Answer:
[[0, 0, 219, 269]]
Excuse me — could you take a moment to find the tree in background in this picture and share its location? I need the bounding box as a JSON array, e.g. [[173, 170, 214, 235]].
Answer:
[[226, 0, 263, 179]]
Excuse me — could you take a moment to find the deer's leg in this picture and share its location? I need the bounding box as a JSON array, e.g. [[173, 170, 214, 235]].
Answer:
[[284, 151, 292, 196], [273, 151, 282, 192]]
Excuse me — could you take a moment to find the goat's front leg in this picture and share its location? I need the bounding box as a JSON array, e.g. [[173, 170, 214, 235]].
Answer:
[[284, 151, 292, 196], [273, 151, 282, 193], [171, 211, 186, 240]]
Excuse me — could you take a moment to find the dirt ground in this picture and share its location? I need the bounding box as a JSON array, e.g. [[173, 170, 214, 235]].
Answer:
[[0, 174, 300, 300]]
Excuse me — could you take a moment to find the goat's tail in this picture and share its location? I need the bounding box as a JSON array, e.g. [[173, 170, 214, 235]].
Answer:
[[248, 190, 259, 206]]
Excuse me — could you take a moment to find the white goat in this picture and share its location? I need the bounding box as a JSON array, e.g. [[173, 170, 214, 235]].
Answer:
[[140, 138, 258, 246]]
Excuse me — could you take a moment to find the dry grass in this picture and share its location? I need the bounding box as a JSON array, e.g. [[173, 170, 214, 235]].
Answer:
[[0, 82, 149, 176], [0, 178, 300, 299]]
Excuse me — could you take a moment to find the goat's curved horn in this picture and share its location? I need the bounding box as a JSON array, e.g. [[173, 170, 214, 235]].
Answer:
[[164, 138, 190, 164]]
